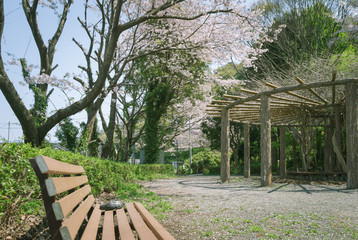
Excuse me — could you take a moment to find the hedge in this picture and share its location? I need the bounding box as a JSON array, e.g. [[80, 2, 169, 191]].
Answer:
[[0, 142, 174, 226]]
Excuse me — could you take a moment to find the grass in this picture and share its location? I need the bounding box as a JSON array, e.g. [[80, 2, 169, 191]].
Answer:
[[345, 227, 358, 239], [192, 211, 358, 240], [267, 233, 279, 238], [282, 229, 294, 235], [243, 219, 253, 223], [221, 225, 229, 230], [248, 225, 264, 233], [201, 231, 213, 237], [227, 219, 235, 223], [212, 217, 224, 223], [185, 209, 195, 214]]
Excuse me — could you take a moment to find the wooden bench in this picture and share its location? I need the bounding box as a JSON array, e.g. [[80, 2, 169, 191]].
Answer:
[[30, 155, 176, 240]]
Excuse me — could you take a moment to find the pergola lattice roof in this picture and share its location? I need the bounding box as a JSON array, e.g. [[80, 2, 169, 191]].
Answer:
[[206, 78, 358, 125]]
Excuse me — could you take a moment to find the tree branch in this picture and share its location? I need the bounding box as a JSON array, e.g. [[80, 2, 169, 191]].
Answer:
[[48, 0, 72, 65]]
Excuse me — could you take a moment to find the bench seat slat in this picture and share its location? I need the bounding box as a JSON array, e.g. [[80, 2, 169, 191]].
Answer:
[[60, 194, 95, 240], [81, 204, 101, 240], [116, 208, 135, 240], [36, 155, 85, 174], [126, 203, 157, 240], [45, 175, 88, 197], [102, 211, 115, 240], [52, 185, 91, 220], [134, 202, 175, 240]]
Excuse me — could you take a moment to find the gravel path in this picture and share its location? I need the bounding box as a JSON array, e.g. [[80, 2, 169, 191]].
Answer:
[[142, 175, 358, 240]]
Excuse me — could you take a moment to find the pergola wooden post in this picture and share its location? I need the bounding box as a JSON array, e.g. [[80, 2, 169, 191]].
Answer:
[[345, 83, 358, 189], [221, 108, 230, 183], [260, 94, 272, 186], [279, 126, 286, 177], [244, 123, 250, 178]]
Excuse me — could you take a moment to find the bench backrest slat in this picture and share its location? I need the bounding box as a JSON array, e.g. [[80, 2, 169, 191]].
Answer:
[[45, 175, 88, 197], [134, 202, 176, 240], [52, 184, 92, 220], [60, 194, 95, 240], [36, 155, 85, 175]]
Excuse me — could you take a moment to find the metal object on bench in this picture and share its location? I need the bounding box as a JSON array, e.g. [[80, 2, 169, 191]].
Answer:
[[100, 200, 125, 210], [30, 155, 176, 240]]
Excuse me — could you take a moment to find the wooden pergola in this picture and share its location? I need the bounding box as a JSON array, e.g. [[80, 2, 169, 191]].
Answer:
[[206, 78, 358, 189]]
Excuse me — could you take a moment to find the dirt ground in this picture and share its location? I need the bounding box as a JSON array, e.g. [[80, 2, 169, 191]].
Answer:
[[3, 175, 358, 239], [141, 175, 358, 240]]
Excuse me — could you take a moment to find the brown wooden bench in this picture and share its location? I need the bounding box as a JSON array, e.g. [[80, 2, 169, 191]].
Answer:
[[30, 155, 176, 240]]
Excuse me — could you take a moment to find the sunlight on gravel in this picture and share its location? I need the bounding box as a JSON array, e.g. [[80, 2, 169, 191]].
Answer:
[[142, 175, 358, 240]]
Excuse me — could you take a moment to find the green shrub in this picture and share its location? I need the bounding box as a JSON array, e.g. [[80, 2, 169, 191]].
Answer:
[[190, 161, 198, 172], [185, 149, 221, 174], [0, 142, 175, 227]]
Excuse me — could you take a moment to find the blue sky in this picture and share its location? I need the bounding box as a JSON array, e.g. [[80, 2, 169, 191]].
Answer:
[[0, 1, 99, 142], [0, 0, 259, 142]]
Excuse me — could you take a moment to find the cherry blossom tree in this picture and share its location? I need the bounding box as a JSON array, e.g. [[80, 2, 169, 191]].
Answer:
[[0, 0, 273, 146]]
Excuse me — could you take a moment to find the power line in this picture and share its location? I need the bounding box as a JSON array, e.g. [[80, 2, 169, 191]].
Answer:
[[0, 122, 23, 142]]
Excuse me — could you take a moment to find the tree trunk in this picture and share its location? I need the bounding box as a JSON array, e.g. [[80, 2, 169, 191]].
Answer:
[[301, 125, 308, 171], [144, 114, 160, 163], [244, 123, 250, 178], [335, 106, 343, 172], [332, 130, 347, 173], [143, 81, 174, 164], [280, 126, 286, 178], [330, 119, 337, 171], [324, 121, 332, 172], [0, 72, 39, 145], [221, 108, 230, 183], [120, 138, 131, 163], [316, 129, 322, 169], [345, 83, 358, 189], [101, 92, 117, 159], [260, 94, 272, 186], [292, 138, 298, 170], [85, 109, 99, 146], [272, 130, 278, 173], [233, 145, 239, 175]]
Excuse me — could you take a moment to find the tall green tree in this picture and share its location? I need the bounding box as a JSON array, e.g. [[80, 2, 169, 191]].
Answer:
[[240, 0, 357, 171], [245, 0, 353, 82], [114, 76, 146, 163], [55, 117, 79, 152], [132, 50, 206, 163]]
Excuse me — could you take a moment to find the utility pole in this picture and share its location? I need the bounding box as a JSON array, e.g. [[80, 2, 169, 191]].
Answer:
[[8, 121, 10, 142], [176, 139, 179, 175], [189, 119, 192, 174]]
